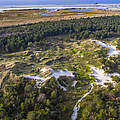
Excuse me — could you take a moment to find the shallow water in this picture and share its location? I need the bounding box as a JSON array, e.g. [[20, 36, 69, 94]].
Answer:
[[47, 9, 57, 12], [32, 12, 41, 15], [65, 12, 85, 15], [65, 10, 93, 12], [0, 4, 119, 13]]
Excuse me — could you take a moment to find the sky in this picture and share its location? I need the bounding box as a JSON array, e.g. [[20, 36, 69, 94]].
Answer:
[[0, 0, 120, 6]]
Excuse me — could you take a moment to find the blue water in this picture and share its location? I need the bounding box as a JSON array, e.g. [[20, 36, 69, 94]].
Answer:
[[0, 0, 120, 6], [65, 10, 93, 12]]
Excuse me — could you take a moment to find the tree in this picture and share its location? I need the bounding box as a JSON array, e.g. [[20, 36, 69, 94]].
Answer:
[[27, 111, 36, 120], [51, 91, 57, 99]]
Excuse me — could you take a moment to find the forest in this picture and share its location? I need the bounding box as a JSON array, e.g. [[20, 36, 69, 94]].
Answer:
[[0, 16, 120, 53]]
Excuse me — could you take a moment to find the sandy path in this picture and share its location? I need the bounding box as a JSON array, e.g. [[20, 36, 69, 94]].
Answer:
[[71, 83, 94, 120], [71, 40, 120, 120], [92, 40, 120, 57], [23, 68, 74, 90]]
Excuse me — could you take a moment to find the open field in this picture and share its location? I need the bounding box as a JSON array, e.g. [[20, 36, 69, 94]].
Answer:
[[0, 7, 120, 27]]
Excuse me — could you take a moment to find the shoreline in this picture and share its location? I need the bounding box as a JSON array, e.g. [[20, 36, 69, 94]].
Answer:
[[0, 4, 120, 8], [0, 4, 120, 12], [0, 4, 120, 27]]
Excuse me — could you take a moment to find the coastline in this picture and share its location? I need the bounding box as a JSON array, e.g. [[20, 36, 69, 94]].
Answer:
[[0, 4, 120, 27], [0, 4, 120, 9]]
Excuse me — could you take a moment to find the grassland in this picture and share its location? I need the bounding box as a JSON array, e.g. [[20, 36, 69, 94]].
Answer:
[[0, 8, 120, 27]]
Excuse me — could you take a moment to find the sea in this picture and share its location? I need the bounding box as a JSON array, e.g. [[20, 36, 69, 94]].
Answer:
[[0, 0, 120, 6]]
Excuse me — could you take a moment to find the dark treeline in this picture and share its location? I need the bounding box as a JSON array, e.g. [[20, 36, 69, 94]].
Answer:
[[0, 16, 120, 53]]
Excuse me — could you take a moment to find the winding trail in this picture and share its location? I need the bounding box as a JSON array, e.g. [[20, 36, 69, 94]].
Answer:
[[23, 68, 74, 91], [71, 40, 120, 120], [93, 40, 120, 57], [71, 83, 94, 120]]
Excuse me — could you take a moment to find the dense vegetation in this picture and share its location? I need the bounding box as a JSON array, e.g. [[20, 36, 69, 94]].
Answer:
[[77, 84, 120, 120], [0, 15, 120, 120], [0, 77, 68, 120], [0, 16, 120, 53], [0, 38, 119, 120]]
